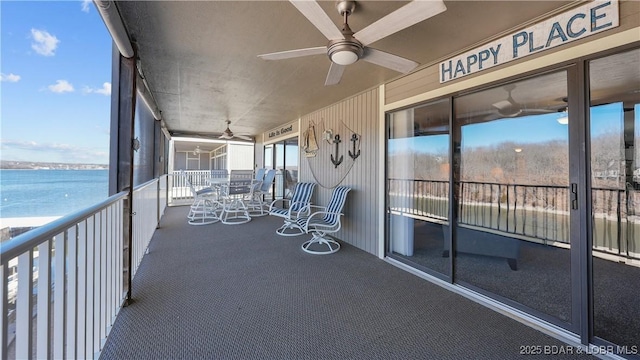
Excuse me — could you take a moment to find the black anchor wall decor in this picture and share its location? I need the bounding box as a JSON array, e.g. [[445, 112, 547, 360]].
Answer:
[[348, 133, 361, 160], [330, 134, 343, 168]]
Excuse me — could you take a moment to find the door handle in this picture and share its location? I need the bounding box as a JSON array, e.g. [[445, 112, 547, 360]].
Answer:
[[570, 183, 578, 210]]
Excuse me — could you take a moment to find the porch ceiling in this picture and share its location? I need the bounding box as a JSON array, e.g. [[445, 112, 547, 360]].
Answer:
[[115, 1, 575, 140]]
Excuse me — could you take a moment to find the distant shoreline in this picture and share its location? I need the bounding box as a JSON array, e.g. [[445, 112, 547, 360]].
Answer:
[[0, 216, 61, 229], [1, 160, 108, 170]]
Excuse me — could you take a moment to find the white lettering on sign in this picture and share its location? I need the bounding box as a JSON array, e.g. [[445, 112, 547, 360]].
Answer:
[[440, 0, 619, 83]]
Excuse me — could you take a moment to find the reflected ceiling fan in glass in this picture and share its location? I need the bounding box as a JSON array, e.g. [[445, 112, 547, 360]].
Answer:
[[484, 84, 555, 121], [257, 0, 447, 86]]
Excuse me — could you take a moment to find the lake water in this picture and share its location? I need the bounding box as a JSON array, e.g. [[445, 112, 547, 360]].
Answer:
[[0, 169, 109, 219]]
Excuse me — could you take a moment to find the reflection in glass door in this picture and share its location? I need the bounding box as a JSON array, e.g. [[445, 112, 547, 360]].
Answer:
[[453, 71, 574, 327], [387, 99, 451, 278], [589, 48, 640, 351]]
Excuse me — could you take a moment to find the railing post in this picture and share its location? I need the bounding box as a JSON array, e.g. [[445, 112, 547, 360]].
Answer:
[[0, 264, 6, 360], [123, 196, 133, 306]]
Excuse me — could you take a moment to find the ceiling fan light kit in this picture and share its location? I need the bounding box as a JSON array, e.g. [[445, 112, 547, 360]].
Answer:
[[328, 38, 363, 65]]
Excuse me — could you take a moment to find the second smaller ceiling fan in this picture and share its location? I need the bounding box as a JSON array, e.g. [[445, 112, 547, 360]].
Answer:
[[219, 120, 253, 141]]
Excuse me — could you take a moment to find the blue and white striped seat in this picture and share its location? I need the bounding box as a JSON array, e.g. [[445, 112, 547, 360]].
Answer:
[[297, 186, 351, 255], [268, 182, 316, 236]]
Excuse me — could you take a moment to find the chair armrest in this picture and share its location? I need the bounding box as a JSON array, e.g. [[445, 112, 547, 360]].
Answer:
[[289, 201, 314, 217], [268, 198, 290, 212], [303, 211, 344, 231]]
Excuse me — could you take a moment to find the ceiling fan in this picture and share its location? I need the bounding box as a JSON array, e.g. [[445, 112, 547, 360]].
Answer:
[[488, 84, 555, 119], [258, 0, 447, 86], [219, 120, 253, 141], [193, 145, 203, 155]]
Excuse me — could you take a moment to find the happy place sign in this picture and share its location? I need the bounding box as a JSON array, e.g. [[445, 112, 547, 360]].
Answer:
[[439, 0, 619, 83]]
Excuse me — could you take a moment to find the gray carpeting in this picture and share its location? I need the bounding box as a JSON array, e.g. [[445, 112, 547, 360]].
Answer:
[[99, 206, 594, 359]]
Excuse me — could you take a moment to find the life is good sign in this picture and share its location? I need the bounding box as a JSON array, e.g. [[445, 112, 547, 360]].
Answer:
[[440, 0, 619, 83]]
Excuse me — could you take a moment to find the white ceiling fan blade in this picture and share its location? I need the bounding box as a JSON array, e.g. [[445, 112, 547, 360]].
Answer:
[[361, 48, 418, 74], [236, 134, 254, 141], [522, 108, 555, 115], [258, 46, 326, 60], [325, 62, 346, 86], [289, 0, 343, 40], [492, 100, 513, 110], [354, 0, 447, 46]]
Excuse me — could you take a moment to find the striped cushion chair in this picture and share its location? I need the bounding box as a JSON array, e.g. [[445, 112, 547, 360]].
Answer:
[[295, 186, 351, 255], [268, 182, 316, 236]]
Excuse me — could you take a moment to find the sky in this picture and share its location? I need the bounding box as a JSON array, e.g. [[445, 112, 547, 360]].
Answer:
[[388, 103, 634, 155], [1, 0, 112, 164]]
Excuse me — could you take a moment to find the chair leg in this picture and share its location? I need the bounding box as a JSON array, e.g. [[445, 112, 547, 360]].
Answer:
[[301, 231, 340, 255], [275, 220, 305, 236], [188, 199, 220, 225], [247, 196, 268, 217], [220, 198, 251, 225]]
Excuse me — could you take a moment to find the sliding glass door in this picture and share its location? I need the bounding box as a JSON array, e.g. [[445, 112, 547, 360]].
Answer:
[[386, 47, 640, 354], [453, 71, 575, 328], [264, 137, 299, 202], [588, 48, 640, 351]]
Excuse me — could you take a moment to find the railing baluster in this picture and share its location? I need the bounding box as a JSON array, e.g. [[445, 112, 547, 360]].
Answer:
[[544, 187, 549, 242], [66, 225, 77, 360], [617, 189, 622, 256], [1, 264, 6, 360], [522, 186, 527, 236], [36, 240, 52, 358], [514, 185, 519, 234], [16, 251, 33, 359], [100, 209, 107, 349], [105, 207, 112, 334], [77, 221, 87, 360], [53, 232, 66, 360], [86, 216, 95, 359], [94, 212, 102, 357], [498, 184, 502, 231]]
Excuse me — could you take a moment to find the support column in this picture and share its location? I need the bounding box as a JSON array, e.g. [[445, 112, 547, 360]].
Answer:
[[108, 43, 136, 305]]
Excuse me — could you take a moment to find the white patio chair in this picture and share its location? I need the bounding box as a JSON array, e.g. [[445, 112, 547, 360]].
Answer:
[[219, 170, 253, 224], [246, 169, 276, 217], [253, 168, 266, 184], [182, 171, 221, 225], [295, 186, 351, 255], [268, 182, 316, 236]]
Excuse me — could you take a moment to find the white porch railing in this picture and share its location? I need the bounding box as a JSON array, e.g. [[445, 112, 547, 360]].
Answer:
[[0, 175, 168, 359], [168, 170, 226, 206]]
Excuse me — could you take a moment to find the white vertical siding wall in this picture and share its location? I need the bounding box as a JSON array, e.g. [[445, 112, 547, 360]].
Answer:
[[229, 144, 254, 170], [299, 88, 380, 255]]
